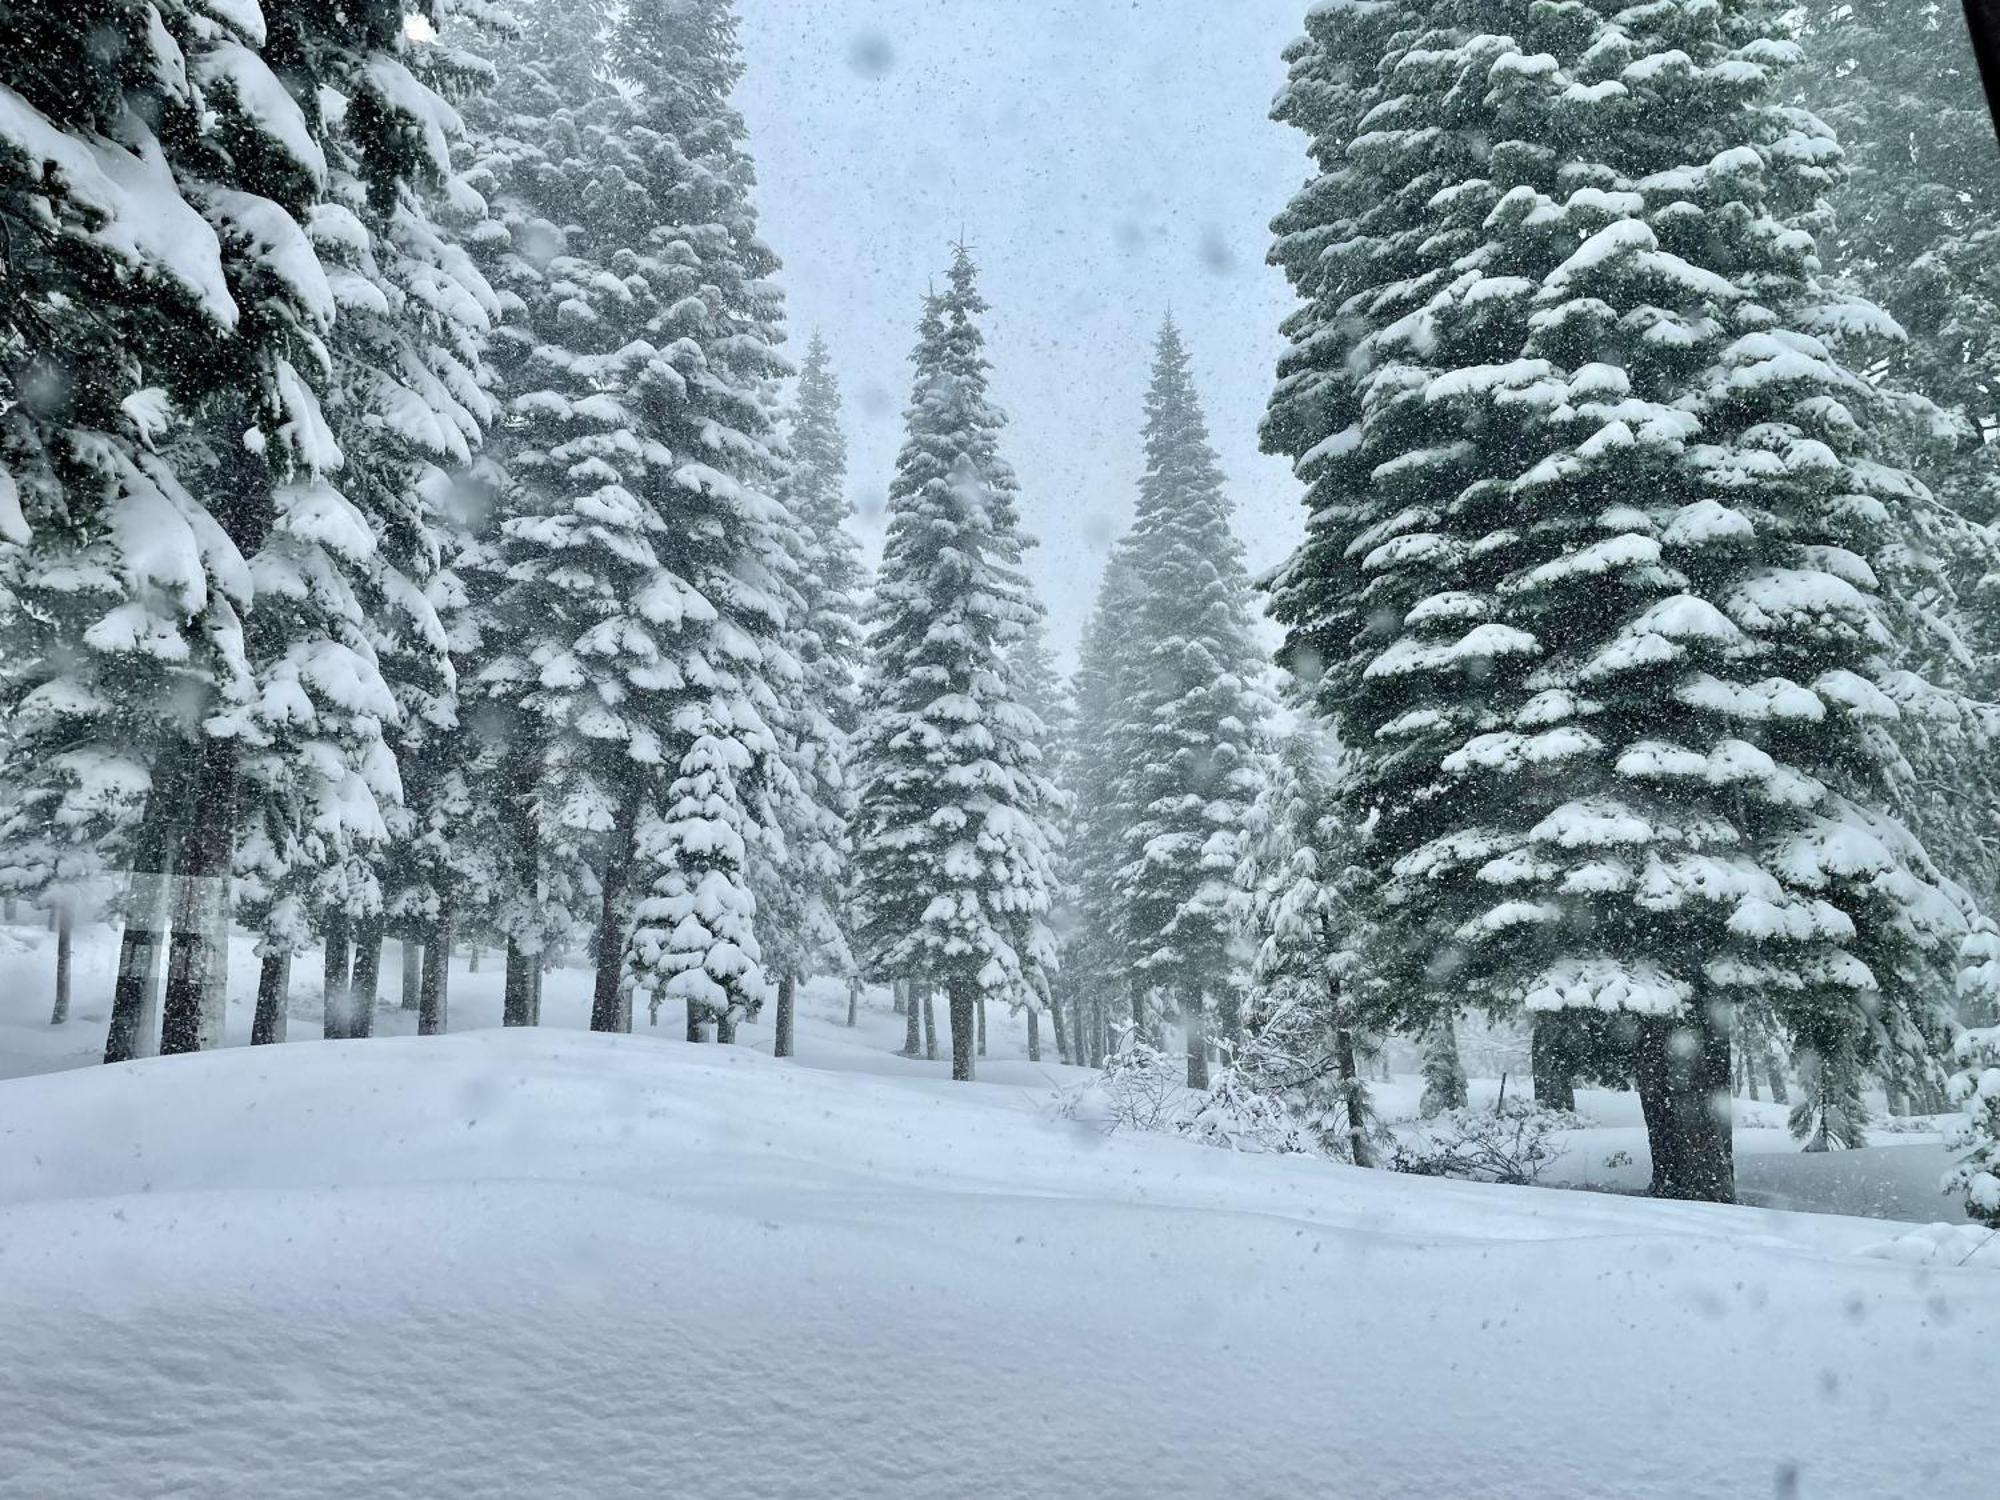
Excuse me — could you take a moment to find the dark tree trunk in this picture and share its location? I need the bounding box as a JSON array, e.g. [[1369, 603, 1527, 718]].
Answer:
[[1763, 1042, 1789, 1105], [948, 979, 976, 1082], [1027, 1008, 1041, 1062], [847, 978, 860, 1028], [892, 983, 906, 1016], [1130, 985, 1146, 1049], [775, 972, 797, 1058], [1531, 1016, 1576, 1113], [530, 961, 544, 1025], [687, 996, 706, 1042], [589, 852, 630, 1035], [1633, 1006, 1734, 1202], [1071, 994, 1089, 1069], [977, 996, 987, 1057], [1218, 989, 1242, 1054], [321, 908, 353, 1041], [401, 939, 422, 1010], [716, 1008, 738, 1045], [1335, 1022, 1372, 1167], [922, 987, 938, 1061], [105, 745, 192, 1064], [1045, 984, 1070, 1065], [50, 905, 74, 1024], [1185, 994, 1210, 1090], [160, 740, 236, 1056], [503, 941, 534, 1027], [468, 945, 481, 973], [252, 953, 290, 1045], [1744, 1046, 1761, 1102], [419, 907, 453, 1036], [901, 979, 921, 1056], [349, 916, 383, 1038]]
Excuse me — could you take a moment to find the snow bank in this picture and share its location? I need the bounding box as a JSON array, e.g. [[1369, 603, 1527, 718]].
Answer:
[[1, 1024, 1994, 1499]]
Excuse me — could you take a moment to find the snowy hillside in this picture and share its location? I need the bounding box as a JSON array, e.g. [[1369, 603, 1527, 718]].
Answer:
[[3, 998, 1994, 1499]]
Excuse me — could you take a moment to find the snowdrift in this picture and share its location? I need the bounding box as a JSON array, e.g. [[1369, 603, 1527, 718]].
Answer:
[[0, 1029, 1991, 1499]]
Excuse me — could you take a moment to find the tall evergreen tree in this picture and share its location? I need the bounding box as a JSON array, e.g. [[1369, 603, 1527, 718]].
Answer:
[[1262, 0, 1972, 1200], [853, 250, 1060, 1082], [1109, 320, 1267, 1087], [1235, 721, 1377, 1163], [1060, 550, 1145, 1065], [479, 0, 794, 1038], [1792, 0, 2000, 942], [754, 333, 863, 1054]]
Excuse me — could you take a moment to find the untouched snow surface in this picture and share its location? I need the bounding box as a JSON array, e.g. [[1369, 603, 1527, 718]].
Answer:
[[2, 964, 1996, 1498]]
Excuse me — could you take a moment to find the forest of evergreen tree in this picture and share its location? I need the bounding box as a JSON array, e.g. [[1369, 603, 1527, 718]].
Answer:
[[9, 0, 2000, 1217]]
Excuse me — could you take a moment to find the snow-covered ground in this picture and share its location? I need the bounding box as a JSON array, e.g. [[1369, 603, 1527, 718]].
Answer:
[[2, 917, 1995, 1497]]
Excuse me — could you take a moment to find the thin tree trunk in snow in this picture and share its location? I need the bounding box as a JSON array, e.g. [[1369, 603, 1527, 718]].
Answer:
[[922, 987, 938, 1061], [321, 909, 352, 1040], [1335, 1023, 1371, 1167], [159, 740, 235, 1056], [1027, 1008, 1041, 1062], [503, 942, 534, 1027], [901, 979, 921, 1056], [846, 978, 860, 1028], [589, 873, 626, 1035], [1763, 1041, 1789, 1105], [530, 961, 544, 1025], [105, 745, 191, 1064], [349, 916, 382, 1038], [775, 972, 797, 1058], [977, 996, 987, 1057], [50, 905, 73, 1024], [590, 799, 637, 1035], [1045, 983, 1070, 1065], [1185, 994, 1210, 1090], [401, 939, 422, 1010], [419, 907, 453, 1036], [687, 996, 705, 1042], [948, 979, 976, 1083], [252, 954, 290, 1045], [468, 945, 481, 973]]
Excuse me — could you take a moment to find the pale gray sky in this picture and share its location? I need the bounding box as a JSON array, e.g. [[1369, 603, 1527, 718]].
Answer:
[[736, 0, 1309, 659]]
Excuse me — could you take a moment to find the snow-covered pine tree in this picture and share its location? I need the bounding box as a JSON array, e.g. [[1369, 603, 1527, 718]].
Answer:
[[1059, 549, 1145, 1065], [199, 1, 510, 1046], [1235, 721, 1377, 1163], [1946, 1024, 2000, 1224], [480, 0, 793, 1039], [754, 333, 863, 1055], [450, 0, 612, 1027], [1108, 319, 1266, 1088], [1791, 0, 2000, 982], [326, 2, 513, 1040], [1262, 0, 1972, 1200], [1009, 613, 1072, 1062], [1797, 0, 1999, 525], [1419, 1016, 1470, 1120], [1, 0, 374, 1059], [608, 0, 797, 1046], [853, 250, 1060, 1082]]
